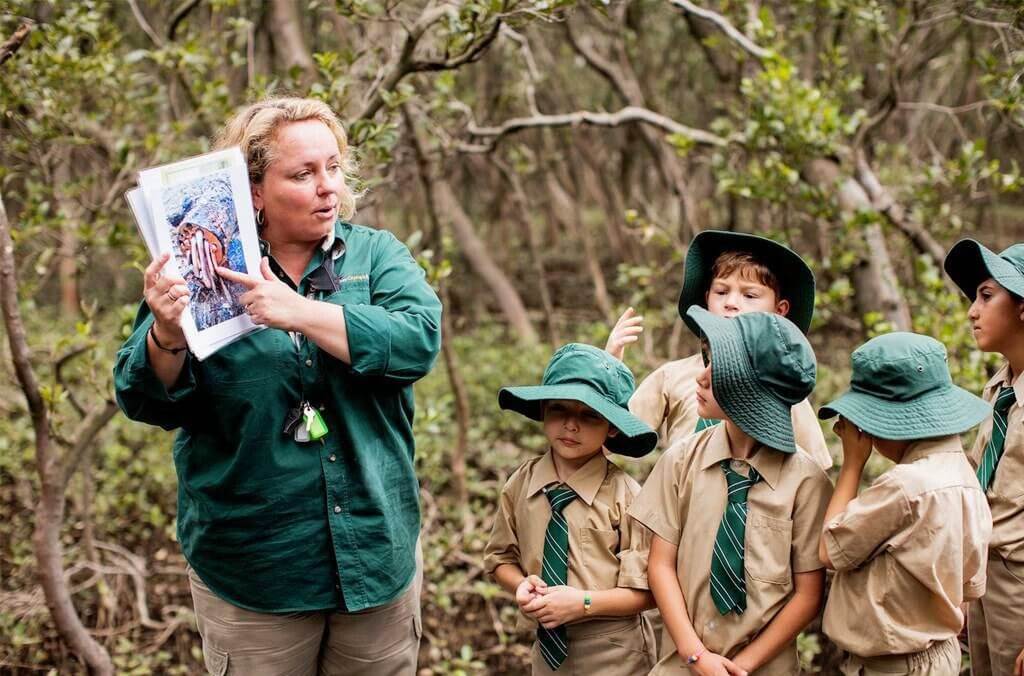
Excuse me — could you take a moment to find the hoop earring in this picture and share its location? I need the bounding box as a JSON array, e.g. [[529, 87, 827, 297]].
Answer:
[[255, 208, 264, 226]]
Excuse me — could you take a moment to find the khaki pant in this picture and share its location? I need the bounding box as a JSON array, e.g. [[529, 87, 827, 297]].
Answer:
[[530, 615, 656, 676], [969, 554, 1024, 676], [188, 565, 422, 676], [839, 637, 960, 676]]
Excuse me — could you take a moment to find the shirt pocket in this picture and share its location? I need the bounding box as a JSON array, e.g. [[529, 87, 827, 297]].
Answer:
[[580, 527, 621, 579], [991, 448, 1024, 500], [744, 512, 793, 585], [325, 277, 371, 306], [198, 330, 285, 387]]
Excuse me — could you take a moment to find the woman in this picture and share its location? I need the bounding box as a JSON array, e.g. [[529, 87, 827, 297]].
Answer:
[[114, 97, 442, 675]]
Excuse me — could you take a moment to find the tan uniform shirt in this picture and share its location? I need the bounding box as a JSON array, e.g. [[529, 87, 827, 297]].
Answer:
[[630, 353, 833, 470], [484, 450, 651, 632], [629, 425, 833, 673], [969, 361, 1024, 564], [823, 436, 992, 657]]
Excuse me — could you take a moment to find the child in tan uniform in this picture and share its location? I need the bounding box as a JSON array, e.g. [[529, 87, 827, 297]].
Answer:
[[484, 343, 659, 674], [608, 230, 831, 470], [945, 239, 1024, 676], [817, 332, 992, 675], [631, 307, 833, 675]]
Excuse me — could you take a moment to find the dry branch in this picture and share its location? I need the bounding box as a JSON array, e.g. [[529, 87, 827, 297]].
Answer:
[[0, 19, 33, 67], [666, 0, 772, 60]]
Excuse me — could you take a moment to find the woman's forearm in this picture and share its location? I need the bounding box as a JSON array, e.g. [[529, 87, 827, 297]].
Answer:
[[293, 298, 351, 363], [588, 587, 655, 618], [148, 323, 188, 388]]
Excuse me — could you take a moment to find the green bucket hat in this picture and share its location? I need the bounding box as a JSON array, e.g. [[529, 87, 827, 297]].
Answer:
[[498, 343, 658, 458], [678, 230, 816, 336], [685, 306, 816, 453], [943, 238, 1024, 300], [819, 332, 991, 440]]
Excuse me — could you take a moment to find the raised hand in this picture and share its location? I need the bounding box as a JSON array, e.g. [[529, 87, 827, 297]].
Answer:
[[605, 307, 644, 361], [143, 253, 188, 347]]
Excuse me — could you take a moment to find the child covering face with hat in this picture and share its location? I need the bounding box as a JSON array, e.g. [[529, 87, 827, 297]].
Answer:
[[818, 332, 993, 675], [484, 343, 659, 674], [945, 239, 1024, 676], [630, 307, 833, 675]]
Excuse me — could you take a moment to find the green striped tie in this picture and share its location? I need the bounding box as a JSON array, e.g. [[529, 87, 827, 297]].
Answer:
[[710, 460, 761, 615], [977, 386, 1016, 491], [695, 417, 721, 432], [537, 484, 577, 671]]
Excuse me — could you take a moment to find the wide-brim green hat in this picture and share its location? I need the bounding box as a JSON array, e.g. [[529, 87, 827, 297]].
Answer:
[[944, 238, 1024, 300], [498, 344, 658, 458], [819, 332, 991, 440], [678, 230, 816, 335], [686, 306, 816, 453]]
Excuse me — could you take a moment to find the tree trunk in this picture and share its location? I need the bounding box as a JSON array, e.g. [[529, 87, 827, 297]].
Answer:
[[0, 190, 113, 674], [405, 108, 538, 343], [268, 0, 317, 86], [439, 283, 470, 517], [802, 158, 912, 331], [53, 155, 80, 316]]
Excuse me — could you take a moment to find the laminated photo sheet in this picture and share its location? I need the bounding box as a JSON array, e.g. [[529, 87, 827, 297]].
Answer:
[[125, 188, 262, 356], [136, 147, 264, 360]]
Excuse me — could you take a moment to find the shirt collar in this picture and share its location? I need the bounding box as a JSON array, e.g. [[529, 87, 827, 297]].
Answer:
[[985, 361, 1024, 408], [900, 435, 963, 465], [258, 221, 348, 292], [698, 424, 784, 489], [527, 450, 609, 506]]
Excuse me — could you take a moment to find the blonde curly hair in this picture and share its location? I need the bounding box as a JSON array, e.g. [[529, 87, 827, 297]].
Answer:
[[215, 97, 358, 220]]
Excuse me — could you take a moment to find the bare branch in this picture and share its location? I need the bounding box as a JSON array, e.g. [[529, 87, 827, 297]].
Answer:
[[55, 344, 93, 417], [409, 18, 501, 72], [666, 0, 773, 61], [61, 401, 118, 490], [127, 0, 165, 49], [463, 106, 729, 152], [167, 0, 201, 41], [0, 19, 32, 67]]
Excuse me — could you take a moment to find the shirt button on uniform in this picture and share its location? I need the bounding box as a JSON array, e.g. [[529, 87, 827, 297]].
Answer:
[[329, 454, 337, 462], [305, 359, 313, 367], [334, 505, 341, 514]]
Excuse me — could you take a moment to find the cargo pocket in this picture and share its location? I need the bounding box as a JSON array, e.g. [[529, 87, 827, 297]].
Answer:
[[202, 643, 228, 676], [745, 512, 793, 585]]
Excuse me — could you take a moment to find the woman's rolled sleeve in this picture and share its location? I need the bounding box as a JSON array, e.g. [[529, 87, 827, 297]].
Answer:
[[113, 305, 197, 430], [344, 232, 441, 383]]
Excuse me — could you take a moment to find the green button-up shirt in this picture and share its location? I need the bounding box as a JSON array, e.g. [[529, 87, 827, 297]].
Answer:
[[114, 221, 441, 613]]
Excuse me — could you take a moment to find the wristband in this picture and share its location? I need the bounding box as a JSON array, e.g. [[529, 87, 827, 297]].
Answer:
[[149, 324, 187, 354], [686, 647, 706, 665], [583, 591, 592, 614]]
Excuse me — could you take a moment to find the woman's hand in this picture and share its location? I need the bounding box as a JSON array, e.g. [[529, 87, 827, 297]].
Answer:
[[529, 585, 585, 629], [216, 258, 309, 331], [144, 253, 189, 347], [605, 307, 643, 361]]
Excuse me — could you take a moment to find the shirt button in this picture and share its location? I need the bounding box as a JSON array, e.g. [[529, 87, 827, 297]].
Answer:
[[305, 359, 313, 367], [329, 454, 337, 462], [333, 505, 341, 514]]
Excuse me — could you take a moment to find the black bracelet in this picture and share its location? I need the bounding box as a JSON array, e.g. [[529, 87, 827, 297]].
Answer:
[[149, 324, 187, 354]]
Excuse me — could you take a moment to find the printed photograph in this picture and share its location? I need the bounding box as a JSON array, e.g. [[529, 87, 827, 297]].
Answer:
[[160, 171, 249, 331]]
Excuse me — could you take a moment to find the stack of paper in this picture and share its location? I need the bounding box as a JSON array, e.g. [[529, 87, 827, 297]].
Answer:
[[126, 147, 264, 360]]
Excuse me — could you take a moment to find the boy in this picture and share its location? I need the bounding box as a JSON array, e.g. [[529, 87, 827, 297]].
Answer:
[[944, 239, 1024, 676], [817, 332, 992, 675], [484, 343, 659, 674], [630, 306, 833, 675], [608, 230, 832, 470]]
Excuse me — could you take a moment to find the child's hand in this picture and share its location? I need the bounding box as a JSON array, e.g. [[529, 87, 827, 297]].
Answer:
[[693, 652, 748, 676], [1015, 645, 1023, 676], [531, 585, 586, 629], [833, 416, 872, 469], [605, 307, 644, 361], [515, 574, 546, 610]]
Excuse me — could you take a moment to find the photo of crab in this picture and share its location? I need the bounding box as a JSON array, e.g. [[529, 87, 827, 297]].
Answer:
[[161, 171, 249, 331]]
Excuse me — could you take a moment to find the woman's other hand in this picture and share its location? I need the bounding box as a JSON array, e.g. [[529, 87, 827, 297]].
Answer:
[[144, 253, 189, 346], [216, 258, 308, 331]]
